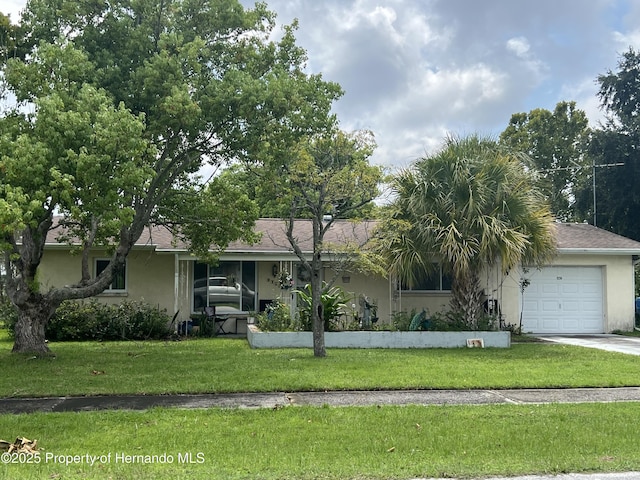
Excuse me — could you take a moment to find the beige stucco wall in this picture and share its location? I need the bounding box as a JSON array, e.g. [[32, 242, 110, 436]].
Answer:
[[392, 292, 451, 320], [491, 254, 636, 333], [332, 269, 390, 325], [382, 253, 637, 333], [40, 249, 638, 333], [39, 248, 176, 315], [257, 262, 392, 327]]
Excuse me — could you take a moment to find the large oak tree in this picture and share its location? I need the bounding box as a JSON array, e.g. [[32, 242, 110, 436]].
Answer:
[[0, 0, 341, 355]]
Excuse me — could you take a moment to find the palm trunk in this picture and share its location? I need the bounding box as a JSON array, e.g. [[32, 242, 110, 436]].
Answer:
[[451, 270, 483, 330]]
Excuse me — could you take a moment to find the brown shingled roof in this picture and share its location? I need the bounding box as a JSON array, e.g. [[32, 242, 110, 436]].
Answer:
[[47, 218, 377, 254], [223, 218, 376, 253], [46, 219, 640, 254], [555, 222, 640, 251]]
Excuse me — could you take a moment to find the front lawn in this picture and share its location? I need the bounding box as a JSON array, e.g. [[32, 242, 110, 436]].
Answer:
[[1, 333, 639, 397], [2, 331, 640, 479], [1, 403, 639, 480]]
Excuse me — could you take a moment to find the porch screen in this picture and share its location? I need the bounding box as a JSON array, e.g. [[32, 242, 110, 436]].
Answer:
[[192, 261, 256, 314]]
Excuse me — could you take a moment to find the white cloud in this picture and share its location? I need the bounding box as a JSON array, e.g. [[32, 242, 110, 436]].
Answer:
[[612, 29, 640, 50], [5, 0, 639, 169], [506, 36, 531, 58], [1, 0, 23, 20]]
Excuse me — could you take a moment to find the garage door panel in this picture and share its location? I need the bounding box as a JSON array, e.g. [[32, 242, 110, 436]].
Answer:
[[562, 301, 580, 312], [581, 301, 601, 312], [563, 318, 580, 330], [522, 266, 603, 334], [581, 284, 600, 295], [561, 283, 579, 294]]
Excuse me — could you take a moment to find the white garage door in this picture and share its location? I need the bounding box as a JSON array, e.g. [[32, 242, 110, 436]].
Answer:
[[521, 266, 604, 334]]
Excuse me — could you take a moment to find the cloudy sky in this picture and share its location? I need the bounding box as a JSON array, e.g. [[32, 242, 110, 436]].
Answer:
[[4, 0, 640, 170]]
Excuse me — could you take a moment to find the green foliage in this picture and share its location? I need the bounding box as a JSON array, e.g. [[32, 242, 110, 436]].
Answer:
[[389, 308, 499, 332], [0, 299, 18, 331], [4, 300, 172, 341], [265, 130, 383, 355], [222, 130, 383, 220], [295, 282, 348, 331], [1, 0, 342, 354], [390, 310, 415, 331], [427, 310, 497, 331], [376, 134, 556, 330], [574, 48, 640, 239], [499, 101, 590, 221], [256, 301, 297, 332]]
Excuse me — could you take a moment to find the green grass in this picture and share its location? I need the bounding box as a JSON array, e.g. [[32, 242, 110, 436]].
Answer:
[[1, 403, 640, 479], [2, 335, 640, 397], [3, 331, 640, 479]]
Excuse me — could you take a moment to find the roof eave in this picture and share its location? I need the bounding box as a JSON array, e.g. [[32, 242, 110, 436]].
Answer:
[[558, 248, 640, 255]]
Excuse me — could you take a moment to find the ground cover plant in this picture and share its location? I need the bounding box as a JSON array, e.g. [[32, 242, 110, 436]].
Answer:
[[1, 403, 639, 479], [1, 332, 639, 397]]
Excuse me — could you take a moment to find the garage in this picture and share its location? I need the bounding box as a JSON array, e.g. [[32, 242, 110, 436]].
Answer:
[[521, 266, 604, 334]]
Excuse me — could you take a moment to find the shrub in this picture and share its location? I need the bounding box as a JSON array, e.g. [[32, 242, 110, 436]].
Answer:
[[295, 282, 348, 331], [46, 300, 172, 341], [256, 301, 297, 332], [0, 300, 18, 336], [425, 310, 499, 331], [390, 310, 414, 331]]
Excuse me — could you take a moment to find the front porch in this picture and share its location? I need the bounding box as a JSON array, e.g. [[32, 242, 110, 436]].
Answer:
[[170, 256, 393, 333]]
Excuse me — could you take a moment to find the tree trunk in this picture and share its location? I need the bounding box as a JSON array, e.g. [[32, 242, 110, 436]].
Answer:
[[312, 309, 326, 357], [451, 270, 483, 330], [311, 271, 326, 357], [12, 299, 57, 356]]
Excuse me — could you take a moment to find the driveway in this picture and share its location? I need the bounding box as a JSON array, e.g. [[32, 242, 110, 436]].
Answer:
[[536, 334, 640, 356]]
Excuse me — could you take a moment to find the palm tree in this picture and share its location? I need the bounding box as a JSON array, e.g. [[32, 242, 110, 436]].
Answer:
[[377, 134, 556, 329]]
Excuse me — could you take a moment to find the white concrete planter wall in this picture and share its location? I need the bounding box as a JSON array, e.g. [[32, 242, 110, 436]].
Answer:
[[246, 325, 510, 349]]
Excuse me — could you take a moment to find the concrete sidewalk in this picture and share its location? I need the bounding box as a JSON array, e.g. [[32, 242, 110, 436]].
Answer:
[[2, 386, 640, 414]]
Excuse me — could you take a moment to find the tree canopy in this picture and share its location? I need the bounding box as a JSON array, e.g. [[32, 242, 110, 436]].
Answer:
[[376, 135, 556, 329], [281, 130, 383, 357], [0, 0, 342, 354], [499, 101, 590, 221], [574, 48, 640, 239]]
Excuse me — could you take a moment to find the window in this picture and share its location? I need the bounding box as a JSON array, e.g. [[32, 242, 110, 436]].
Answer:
[[95, 259, 127, 291], [400, 264, 452, 292], [192, 261, 256, 313]]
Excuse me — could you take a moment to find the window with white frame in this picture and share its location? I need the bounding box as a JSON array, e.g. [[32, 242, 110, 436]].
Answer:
[[400, 263, 452, 292], [95, 259, 127, 291]]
